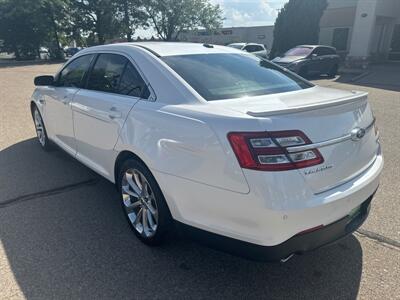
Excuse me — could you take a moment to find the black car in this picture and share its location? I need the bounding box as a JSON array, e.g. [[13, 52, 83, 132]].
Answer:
[[272, 45, 340, 78]]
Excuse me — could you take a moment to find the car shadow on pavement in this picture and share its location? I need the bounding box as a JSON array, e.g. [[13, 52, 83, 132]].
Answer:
[[0, 138, 363, 299]]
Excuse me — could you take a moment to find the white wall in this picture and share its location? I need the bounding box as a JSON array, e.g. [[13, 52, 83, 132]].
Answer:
[[179, 26, 274, 49]]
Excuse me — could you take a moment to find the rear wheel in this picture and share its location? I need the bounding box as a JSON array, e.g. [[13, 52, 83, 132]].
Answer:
[[32, 106, 52, 151], [118, 158, 173, 245]]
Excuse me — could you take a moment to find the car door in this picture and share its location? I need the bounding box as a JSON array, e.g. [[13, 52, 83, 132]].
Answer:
[[71, 53, 150, 180], [323, 47, 338, 72], [307, 47, 325, 74], [44, 54, 95, 155]]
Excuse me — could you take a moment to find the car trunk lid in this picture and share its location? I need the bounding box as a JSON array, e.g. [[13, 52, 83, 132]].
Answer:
[[215, 86, 380, 194]]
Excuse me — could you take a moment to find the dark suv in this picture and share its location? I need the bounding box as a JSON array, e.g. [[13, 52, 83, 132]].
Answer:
[[272, 45, 340, 78]]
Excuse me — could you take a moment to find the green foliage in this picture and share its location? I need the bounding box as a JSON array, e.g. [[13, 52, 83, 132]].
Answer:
[[0, 0, 223, 59], [0, 0, 68, 60], [270, 0, 328, 58], [116, 0, 148, 42], [145, 0, 223, 41]]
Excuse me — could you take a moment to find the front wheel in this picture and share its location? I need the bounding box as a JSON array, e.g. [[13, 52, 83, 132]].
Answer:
[[32, 106, 52, 151], [328, 64, 338, 78], [299, 66, 309, 78], [118, 158, 173, 245]]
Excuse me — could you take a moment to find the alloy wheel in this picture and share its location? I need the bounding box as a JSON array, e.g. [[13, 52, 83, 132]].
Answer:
[[34, 109, 46, 146], [121, 168, 159, 238]]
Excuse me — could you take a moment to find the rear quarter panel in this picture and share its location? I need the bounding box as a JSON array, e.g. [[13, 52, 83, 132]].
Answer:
[[114, 100, 250, 195]]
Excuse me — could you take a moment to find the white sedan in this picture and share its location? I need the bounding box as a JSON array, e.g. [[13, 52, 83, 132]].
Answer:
[[31, 42, 383, 261]]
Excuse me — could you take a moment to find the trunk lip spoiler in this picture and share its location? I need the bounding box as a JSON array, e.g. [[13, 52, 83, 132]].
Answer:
[[246, 91, 368, 117], [286, 118, 376, 153]]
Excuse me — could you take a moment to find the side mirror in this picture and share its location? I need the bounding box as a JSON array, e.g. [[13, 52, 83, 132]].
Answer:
[[311, 53, 318, 59], [34, 75, 54, 86]]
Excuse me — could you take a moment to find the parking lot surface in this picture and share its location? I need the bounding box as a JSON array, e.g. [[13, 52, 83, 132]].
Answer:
[[1, 63, 399, 299]]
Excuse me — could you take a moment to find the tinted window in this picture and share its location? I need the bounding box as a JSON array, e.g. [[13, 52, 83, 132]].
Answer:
[[314, 47, 335, 56], [162, 53, 312, 101], [244, 45, 263, 52], [58, 54, 94, 87], [118, 63, 149, 98], [284, 47, 313, 57], [87, 54, 127, 93]]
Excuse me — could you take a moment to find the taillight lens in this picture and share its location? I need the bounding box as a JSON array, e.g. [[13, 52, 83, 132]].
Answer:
[[227, 130, 324, 171]]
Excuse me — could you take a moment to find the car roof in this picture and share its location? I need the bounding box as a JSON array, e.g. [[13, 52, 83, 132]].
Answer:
[[81, 42, 244, 57]]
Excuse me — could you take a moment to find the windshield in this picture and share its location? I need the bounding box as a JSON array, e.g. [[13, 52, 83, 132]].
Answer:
[[284, 47, 313, 57], [161, 53, 312, 101], [227, 44, 243, 49]]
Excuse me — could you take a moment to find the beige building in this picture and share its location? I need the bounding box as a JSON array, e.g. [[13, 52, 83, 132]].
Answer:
[[179, 25, 274, 49], [319, 0, 400, 62]]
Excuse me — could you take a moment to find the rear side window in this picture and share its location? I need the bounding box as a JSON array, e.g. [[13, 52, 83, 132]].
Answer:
[[244, 45, 263, 52], [314, 47, 335, 56], [58, 54, 94, 88], [87, 54, 127, 93], [162, 53, 312, 101], [118, 63, 149, 98]]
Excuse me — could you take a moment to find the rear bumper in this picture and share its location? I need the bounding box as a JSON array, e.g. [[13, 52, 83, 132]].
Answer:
[[154, 151, 383, 248], [178, 194, 373, 262]]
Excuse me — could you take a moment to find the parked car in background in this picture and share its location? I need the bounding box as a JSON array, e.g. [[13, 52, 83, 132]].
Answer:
[[39, 47, 50, 60], [272, 45, 340, 78], [64, 47, 82, 57], [227, 42, 269, 59], [31, 42, 382, 262]]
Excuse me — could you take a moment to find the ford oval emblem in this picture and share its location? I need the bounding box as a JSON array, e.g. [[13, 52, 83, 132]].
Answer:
[[350, 127, 366, 141]]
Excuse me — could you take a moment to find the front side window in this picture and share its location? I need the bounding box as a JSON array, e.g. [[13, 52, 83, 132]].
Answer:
[[58, 54, 94, 88], [87, 54, 127, 93], [162, 53, 312, 101]]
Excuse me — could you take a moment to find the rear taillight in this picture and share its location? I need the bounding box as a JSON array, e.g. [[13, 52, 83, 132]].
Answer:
[[227, 130, 324, 171]]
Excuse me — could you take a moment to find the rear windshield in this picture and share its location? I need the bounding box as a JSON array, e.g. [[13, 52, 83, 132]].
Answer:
[[161, 54, 312, 101]]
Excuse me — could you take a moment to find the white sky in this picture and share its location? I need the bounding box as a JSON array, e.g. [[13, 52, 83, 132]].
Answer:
[[134, 0, 288, 38]]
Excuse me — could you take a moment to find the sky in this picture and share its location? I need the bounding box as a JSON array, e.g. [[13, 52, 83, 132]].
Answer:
[[134, 0, 288, 38], [211, 0, 288, 27]]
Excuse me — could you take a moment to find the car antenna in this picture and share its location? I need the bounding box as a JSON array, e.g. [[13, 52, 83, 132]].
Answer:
[[203, 43, 214, 48]]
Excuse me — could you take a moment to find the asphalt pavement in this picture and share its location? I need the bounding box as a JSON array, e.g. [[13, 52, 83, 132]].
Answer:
[[0, 63, 399, 299]]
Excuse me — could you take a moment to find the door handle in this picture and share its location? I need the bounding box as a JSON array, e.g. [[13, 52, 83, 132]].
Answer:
[[61, 95, 69, 105], [109, 107, 122, 119]]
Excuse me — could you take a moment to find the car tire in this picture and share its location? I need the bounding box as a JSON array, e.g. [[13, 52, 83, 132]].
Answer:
[[328, 64, 338, 78], [118, 158, 173, 245], [299, 66, 309, 78], [32, 105, 52, 151]]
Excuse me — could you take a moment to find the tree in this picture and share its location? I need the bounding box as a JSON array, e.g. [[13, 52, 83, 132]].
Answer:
[[270, 0, 328, 58], [70, 0, 120, 45], [0, 0, 70, 60], [144, 0, 223, 41], [116, 0, 148, 42], [0, 0, 46, 59], [41, 0, 70, 59]]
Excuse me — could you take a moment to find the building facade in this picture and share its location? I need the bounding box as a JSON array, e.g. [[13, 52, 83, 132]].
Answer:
[[319, 0, 400, 63], [179, 25, 274, 49]]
